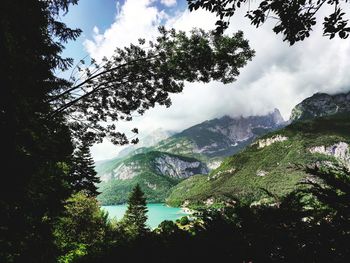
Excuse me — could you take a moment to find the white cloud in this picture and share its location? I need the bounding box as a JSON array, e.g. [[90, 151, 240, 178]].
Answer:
[[161, 0, 177, 7], [87, 0, 350, 161], [84, 0, 165, 62]]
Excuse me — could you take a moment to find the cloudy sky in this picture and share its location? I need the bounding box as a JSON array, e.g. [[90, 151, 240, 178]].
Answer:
[[62, 0, 350, 161]]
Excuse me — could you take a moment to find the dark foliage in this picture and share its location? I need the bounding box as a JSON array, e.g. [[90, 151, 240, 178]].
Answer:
[[71, 139, 100, 197], [73, 164, 350, 263], [1, 0, 255, 261], [50, 28, 254, 145], [49, 27, 254, 145], [187, 0, 350, 44], [0, 0, 80, 261]]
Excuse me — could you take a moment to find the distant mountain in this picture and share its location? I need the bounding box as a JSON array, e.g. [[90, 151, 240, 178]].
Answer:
[[167, 92, 350, 207], [154, 108, 285, 159], [167, 113, 350, 207], [290, 91, 350, 122], [97, 151, 208, 205], [115, 128, 174, 159], [95, 109, 287, 205]]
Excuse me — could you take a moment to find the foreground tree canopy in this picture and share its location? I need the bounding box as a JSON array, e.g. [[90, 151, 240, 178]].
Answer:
[[1, 0, 81, 261], [51, 27, 255, 145], [188, 0, 350, 44], [1, 0, 255, 261]]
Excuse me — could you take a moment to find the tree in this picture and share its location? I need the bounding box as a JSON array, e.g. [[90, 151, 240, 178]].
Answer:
[[302, 163, 350, 260], [71, 139, 100, 197], [122, 184, 149, 236], [50, 28, 255, 145], [1, 0, 255, 261], [54, 192, 112, 262], [187, 0, 350, 45], [304, 163, 350, 219], [1, 0, 81, 261]]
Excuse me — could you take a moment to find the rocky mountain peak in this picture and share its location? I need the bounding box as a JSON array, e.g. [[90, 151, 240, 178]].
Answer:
[[271, 108, 285, 125], [169, 108, 286, 157], [290, 91, 350, 122]]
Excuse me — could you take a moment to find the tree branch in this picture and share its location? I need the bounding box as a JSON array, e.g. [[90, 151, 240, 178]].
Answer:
[[48, 54, 160, 103]]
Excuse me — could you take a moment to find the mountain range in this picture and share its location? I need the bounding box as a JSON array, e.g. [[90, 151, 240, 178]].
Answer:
[[96, 108, 285, 204], [96, 91, 350, 207]]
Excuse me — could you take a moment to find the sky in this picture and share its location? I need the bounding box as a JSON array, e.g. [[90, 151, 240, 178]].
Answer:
[[61, 0, 350, 161]]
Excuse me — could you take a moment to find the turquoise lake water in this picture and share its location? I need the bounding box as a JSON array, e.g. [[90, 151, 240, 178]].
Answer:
[[101, 203, 188, 229]]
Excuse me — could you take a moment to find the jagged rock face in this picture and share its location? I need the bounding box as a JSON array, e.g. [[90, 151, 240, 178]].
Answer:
[[309, 142, 350, 169], [99, 162, 141, 182], [290, 91, 350, 122], [99, 152, 209, 183], [207, 159, 223, 170], [96, 151, 209, 205], [113, 163, 140, 180], [256, 135, 288, 149], [154, 155, 208, 179], [169, 108, 286, 157]]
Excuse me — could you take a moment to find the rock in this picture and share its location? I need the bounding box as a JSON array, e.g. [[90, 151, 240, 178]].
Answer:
[[167, 108, 286, 158], [154, 155, 208, 179], [256, 170, 269, 177], [113, 162, 140, 180], [99, 172, 112, 182], [204, 197, 215, 206], [207, 159, 223, 170], [256, 135, 288, 148], [290, 91, 350, 122], [145, 182, 157, 190], [309, 142, 350, 169]]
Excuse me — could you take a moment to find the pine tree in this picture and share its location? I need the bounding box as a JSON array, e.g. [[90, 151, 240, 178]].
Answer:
[[71, 139, 100, 197], [1, 0, 80, 261], [122, 184, 149, 235]]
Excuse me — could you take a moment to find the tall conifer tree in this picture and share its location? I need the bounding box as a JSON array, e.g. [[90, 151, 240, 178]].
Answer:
[[122, 184, 148, 235], [71, 139, 100, 197]]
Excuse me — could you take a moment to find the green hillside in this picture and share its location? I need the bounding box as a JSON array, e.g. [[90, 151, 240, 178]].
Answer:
[[166, 113, 350, 207], [97, 151, 208, 205]]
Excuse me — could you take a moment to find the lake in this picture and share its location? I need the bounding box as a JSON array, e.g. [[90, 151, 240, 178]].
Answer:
[[101, 203, 189, 229]]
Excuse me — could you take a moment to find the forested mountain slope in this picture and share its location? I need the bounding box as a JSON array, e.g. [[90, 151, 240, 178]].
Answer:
[[167, 113, 350, 207]]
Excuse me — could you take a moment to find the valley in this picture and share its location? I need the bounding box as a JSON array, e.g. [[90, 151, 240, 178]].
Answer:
[[96, 91, 350, 208]]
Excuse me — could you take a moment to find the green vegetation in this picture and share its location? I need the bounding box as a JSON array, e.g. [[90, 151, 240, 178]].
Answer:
[[167, 114, 350, 207], [54, 193, 113, 262], [71, 140, 100, 196], [96, 111, 285, 205], [54, 164, 350, 262], [120, 184, 149, 237], [97, 151, 207, 205], [98, 171, 177, 205], [2, 0, 255, 260], [3, 0, 350, 261], [154, 137, 207, 161]]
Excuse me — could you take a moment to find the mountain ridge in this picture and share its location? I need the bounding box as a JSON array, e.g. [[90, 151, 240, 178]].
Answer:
[[96, 109, 286, 205], [290, 91, 350, 122], [154, 108, 286, 159], [167, 90, 350, 207]]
